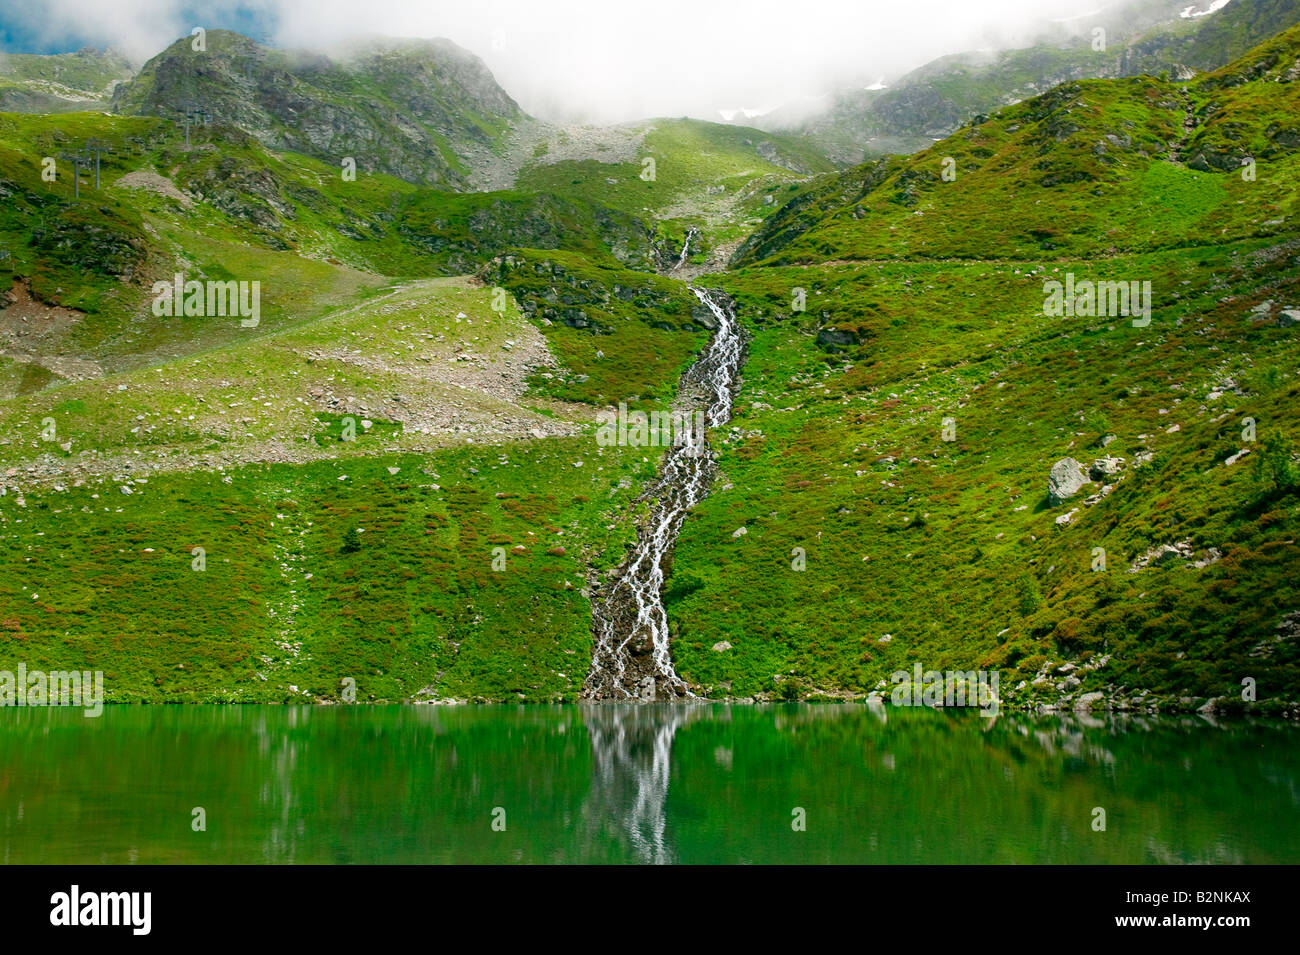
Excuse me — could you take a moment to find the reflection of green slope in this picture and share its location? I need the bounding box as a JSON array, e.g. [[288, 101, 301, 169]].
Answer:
[[0, 706, 614, 863], [667, 706, 1300, 864], [1, 705, 1296, 863]]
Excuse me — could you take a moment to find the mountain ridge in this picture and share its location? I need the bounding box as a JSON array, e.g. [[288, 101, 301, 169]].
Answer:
[[110, 30, 522, 188], [763, 0, 1300, 163]]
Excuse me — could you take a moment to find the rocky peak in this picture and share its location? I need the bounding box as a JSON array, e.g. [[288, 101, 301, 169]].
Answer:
[[111, 30, 522, 188]]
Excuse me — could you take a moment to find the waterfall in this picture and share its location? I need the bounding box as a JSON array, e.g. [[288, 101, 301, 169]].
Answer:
[[672, 228, 699, 271], [582, 288, 744, 701]]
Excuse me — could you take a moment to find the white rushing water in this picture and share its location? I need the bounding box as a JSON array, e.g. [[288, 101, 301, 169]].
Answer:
[[582, 287, 743, 701], [671, 228, 698, 271]]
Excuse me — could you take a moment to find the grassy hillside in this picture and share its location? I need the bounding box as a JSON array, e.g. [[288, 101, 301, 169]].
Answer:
[[516, 118, 837, 262], [0, 108, 671, 397], [1124, 0, 1300, 75], [0, 270, 695, 703], [0, 85, 713, 705], [667, 244, 1299, 711], [665, 26, 1300, 711], [0, 48, 133, 112], [734, 59, 1300, 265], [776, 0, 1300, 163], [483, 249, 707, 405], [0, 437, 663, 703]]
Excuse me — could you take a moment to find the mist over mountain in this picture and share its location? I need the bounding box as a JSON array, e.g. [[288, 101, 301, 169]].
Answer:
[[0, 0, 1253, 123], [758, 0, 1300, 161]]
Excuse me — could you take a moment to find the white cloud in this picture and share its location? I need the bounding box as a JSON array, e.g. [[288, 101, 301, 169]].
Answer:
[[12, 0, 1163, 122]]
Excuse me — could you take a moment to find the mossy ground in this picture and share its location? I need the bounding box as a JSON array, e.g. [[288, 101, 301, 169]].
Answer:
[[0, 435, 663, 703]]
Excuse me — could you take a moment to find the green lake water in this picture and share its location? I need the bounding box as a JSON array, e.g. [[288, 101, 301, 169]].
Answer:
[[1, 703, 1296, 864]]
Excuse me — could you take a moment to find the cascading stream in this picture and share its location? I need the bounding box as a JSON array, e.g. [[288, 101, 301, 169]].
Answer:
[[671, 228, 698, 271], [582, 287, 743, 701]]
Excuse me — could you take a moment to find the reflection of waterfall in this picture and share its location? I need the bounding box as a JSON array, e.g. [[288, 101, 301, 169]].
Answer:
[[581, 705, 707, 864], [258, 706, 304, 864]]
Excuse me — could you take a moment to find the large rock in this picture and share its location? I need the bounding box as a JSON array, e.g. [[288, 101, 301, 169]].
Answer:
[[690, 302, 720, 330], [1048, 457, 1089, 504], [1128, 538, 1196, 573]]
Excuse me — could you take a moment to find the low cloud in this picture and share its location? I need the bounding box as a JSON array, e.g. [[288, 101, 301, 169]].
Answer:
[[6, 0, 1170, 122]]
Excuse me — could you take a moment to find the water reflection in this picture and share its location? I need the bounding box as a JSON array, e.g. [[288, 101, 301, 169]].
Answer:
[[581, 705, 711, 863], [0, 704, 1295, 864]]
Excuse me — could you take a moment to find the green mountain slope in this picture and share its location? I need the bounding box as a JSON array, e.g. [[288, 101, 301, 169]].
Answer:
[[0, 106, 667, 381], [668, 25, 1300, 710], [734, 39, 1300, 266], [0, 33, 724, 704], [0, 47, 133, 113], [1, 22, 1297, 713], [777, 0, 1300, 162], [512, 117, 837, 263], [1124, 0, 1300, 73]]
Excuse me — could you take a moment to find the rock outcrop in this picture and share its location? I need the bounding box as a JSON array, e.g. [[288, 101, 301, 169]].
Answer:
[[1048, 457, 1089, 504]]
